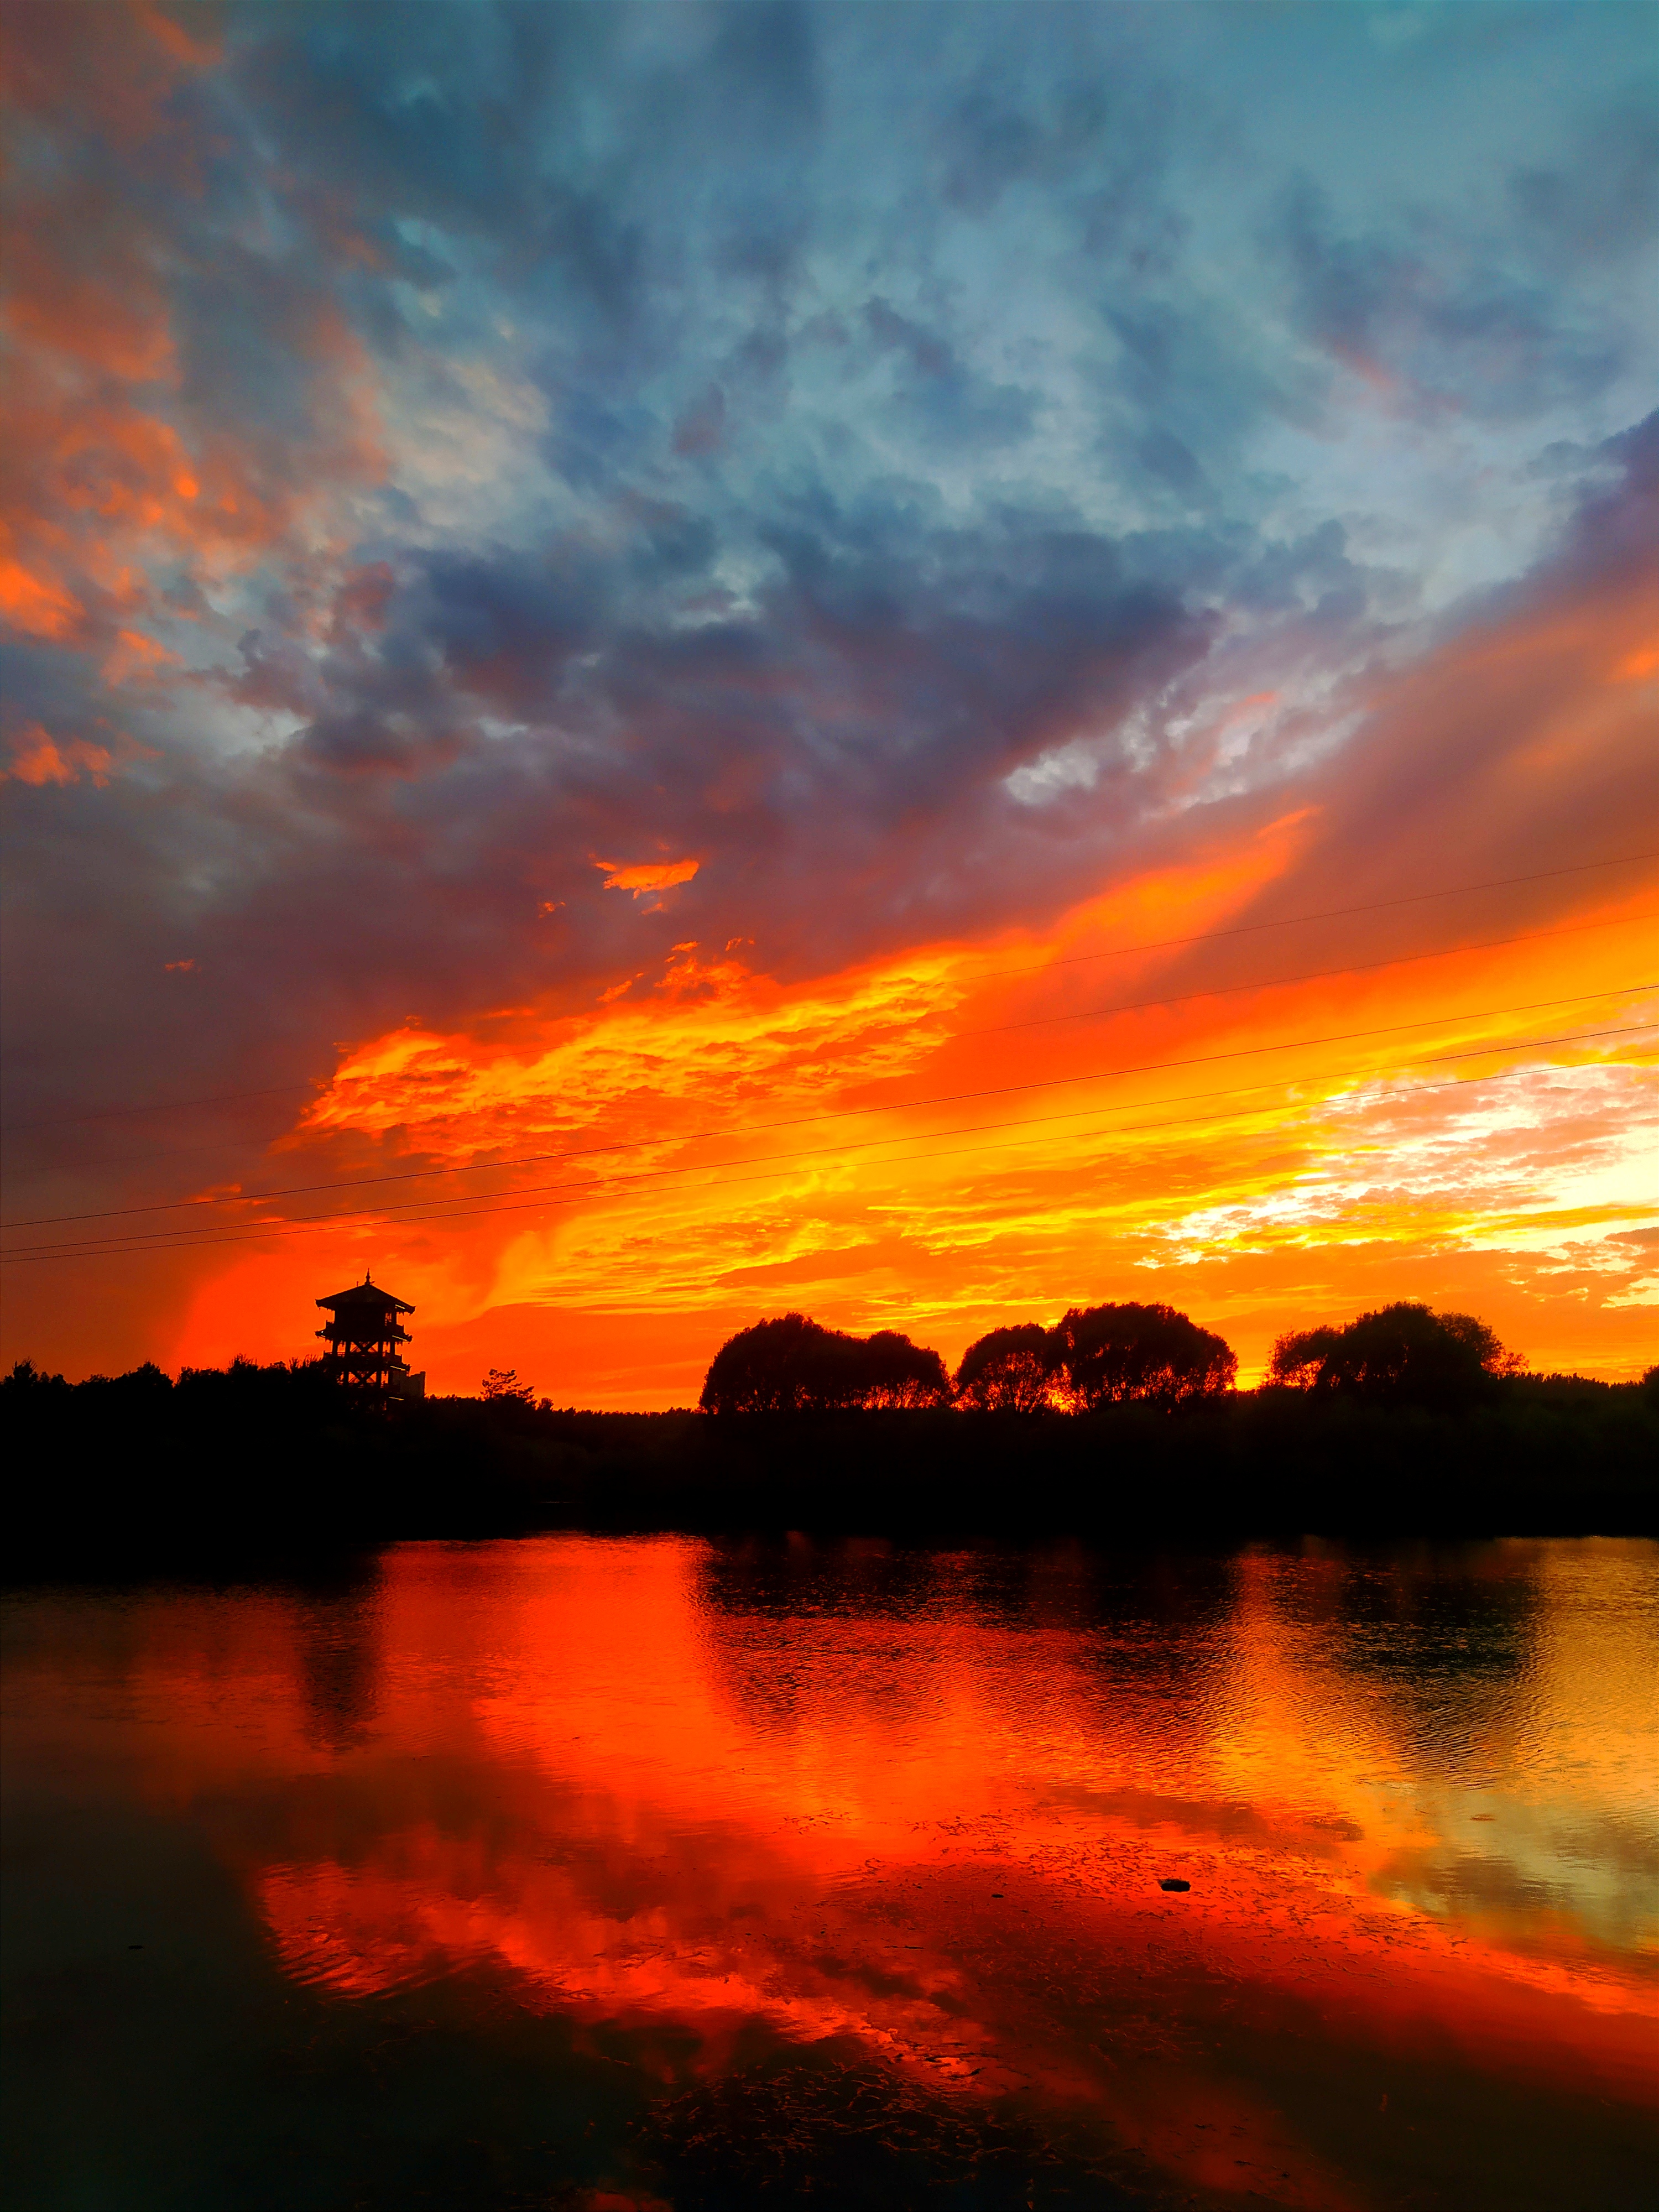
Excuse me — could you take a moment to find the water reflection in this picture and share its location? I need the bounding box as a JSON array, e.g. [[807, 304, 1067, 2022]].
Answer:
[[294, 1571, 384, 1752], [3, 1538, 1655, 2210]]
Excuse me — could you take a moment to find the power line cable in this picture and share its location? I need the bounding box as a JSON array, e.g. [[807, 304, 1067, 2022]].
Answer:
[[6, 1016, 1650, 1264], [963, 848, 1658, 986], [10, 1022, 1640, 1259], [957, 911, 1650, 1038], [9, 1030, 1652, 1268], [6, 979, 1651, 1231], [11, 907, 1646, 1181], [3, 844, 1652, 1134]]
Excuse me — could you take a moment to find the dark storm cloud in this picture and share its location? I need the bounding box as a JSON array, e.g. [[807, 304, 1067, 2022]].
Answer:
[[1, 468, 1232, 1177], [271, 482, 1222, 932], [1273, 165, 1637, 421], [860, 299, 1035, 448], [1509, 100, 1659, 272], [935, 62, 1113, 216]]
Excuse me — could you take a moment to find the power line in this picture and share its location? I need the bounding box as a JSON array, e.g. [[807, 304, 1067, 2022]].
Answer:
[[4, 844, 1652, 1135], [6, 1016, 1650, 1264], [6, 979, 1651, 1232], [958, 911, 1650, 1039], [962, 847, 1658, 987], [8, 1030, 1651, 1267], [2, 1080, 317, 1135], [9, 908, 1642, 1185], [15, 1024, 1643, 1257]]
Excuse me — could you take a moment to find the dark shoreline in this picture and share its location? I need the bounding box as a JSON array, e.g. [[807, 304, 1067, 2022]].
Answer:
[[7, 1370, 1656, 1575]]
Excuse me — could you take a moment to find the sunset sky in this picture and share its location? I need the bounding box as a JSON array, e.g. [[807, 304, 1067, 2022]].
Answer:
[[2, 0, 1655, 1402]]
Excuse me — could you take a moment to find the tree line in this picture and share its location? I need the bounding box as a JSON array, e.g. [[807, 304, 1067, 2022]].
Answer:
[[698, 1300, 1572, 1413], [5, 1302, 1648, 1424], [4, 1313, 1653, 1568]]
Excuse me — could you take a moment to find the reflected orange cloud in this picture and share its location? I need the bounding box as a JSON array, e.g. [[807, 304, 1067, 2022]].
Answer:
[[24, 1537, 1650, 2205]]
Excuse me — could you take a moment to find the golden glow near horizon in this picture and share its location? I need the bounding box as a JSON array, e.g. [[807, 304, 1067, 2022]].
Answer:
[[163, 782, 1656, 1400], [14, 810, 1655, 1398]]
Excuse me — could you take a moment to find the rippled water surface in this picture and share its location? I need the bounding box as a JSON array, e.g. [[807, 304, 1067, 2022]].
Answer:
[[4, 1537, 1656, 2209]]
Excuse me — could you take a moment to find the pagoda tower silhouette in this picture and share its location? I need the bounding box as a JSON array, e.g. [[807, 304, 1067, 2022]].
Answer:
[[315, 1273, 422, 1408]]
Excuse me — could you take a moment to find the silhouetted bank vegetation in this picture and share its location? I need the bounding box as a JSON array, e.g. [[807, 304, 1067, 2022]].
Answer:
[[698, 1300, 1532, 1417], [701, 1314, 952, 1412], [4, 1301, 1655, 1568], [700, 1303, 1239, 1414]]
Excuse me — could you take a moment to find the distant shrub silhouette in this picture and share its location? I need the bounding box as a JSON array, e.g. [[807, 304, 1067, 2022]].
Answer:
[[700, 1314, 950, 1412], [1268, 1302, 1523, 1404], [482, 1366, 535, 1404], [3, 1358, 70, 1395], [170, 1355, 342, 1417], [1050, 1302, 1237, 1411], [954, 1324, 1055, 1412]]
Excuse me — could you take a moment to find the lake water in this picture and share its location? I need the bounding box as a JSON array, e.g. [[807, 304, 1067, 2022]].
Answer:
[[3, 1536, 1655, 2210]]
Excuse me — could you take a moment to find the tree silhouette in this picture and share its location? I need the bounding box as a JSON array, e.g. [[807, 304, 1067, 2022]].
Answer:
[[954, 1324, 1053, 1411], [1265, 1326, 1340, 1391], [1268, 1302, 1522, 1404], [1050, 1302, 1237, 1411], [855, 1329, 952, 1408], [701, 1314, 847, 1412], [2, 1358, 69, 1395], [481, 1366, 535, 1404], [700, 1314, 950, 1412]]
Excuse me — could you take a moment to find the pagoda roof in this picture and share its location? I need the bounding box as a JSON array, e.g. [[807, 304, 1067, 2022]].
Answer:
[[316, 1275, 414, 1314]]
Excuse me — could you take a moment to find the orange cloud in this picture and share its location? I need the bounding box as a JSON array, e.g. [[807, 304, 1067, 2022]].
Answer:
[[1, 0, 221, 161], [2, 724, 115, 786], [0, 79, 389, 684], [597, 857, 702, 896], [102, 626, 180, 685], [0, 552, 84, 641]]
